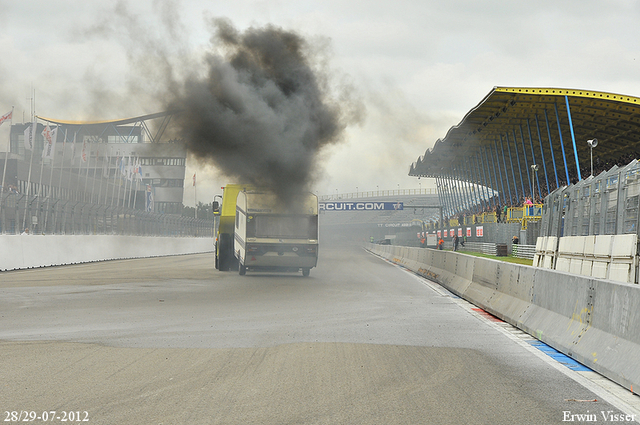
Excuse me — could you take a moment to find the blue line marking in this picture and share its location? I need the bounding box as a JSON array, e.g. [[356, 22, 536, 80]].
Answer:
[[528, 341, 591, 371]]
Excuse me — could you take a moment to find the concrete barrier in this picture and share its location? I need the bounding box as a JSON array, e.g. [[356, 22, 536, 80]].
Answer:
[[0, 235, 214, 271], [366, 243, 640, 395]]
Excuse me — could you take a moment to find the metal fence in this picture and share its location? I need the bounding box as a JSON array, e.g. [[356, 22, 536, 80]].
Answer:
[[540, 159, 640, 238], [0, 193, 215, 237]]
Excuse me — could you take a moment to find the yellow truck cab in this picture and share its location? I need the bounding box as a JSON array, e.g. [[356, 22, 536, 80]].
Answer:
[[215, 184, 251, 271]]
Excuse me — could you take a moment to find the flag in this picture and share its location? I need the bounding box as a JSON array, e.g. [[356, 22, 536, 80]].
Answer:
[[133, 157, 142, 180], [70, 132, 77, 163], [193, 173, 196, 186], [23, 122, 36, 150], [0, 110, 11, 127], [81, 138, 88, 163], [103, 147, 110, 178], [41, 124, 57, 159], [145, 185, 154, 212], [127, 155, 133, 181]]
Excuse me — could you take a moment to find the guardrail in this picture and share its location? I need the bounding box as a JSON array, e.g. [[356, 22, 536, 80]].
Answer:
[[511, 244, 536, 259], [461, 242, 497, 255], [367, 243, 640, 396]]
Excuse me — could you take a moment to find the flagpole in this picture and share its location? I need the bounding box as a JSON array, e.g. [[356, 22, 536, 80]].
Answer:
[[1, 106, 14, 193], [127, 158, 133, 209], [115, 155, 123, 208], [132, 158, 140, 212], [98, 146, 106, 206], [43, 123, 57, 233], [123, 156, 131, 209], [90, 142, 99, 205], [0, 106, 13, 234], [22, 118, 37, 233], [53, 128, 69, 234], [112, 152, 120, 208], [82, 139, 91, 202]]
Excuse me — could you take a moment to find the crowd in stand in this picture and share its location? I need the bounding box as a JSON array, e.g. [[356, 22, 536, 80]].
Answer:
[[559, 152, 640, 185], [433, 153, 639, 227]]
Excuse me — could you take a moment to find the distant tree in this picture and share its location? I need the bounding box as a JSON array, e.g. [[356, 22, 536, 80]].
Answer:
[[182, 202, 215, 219]]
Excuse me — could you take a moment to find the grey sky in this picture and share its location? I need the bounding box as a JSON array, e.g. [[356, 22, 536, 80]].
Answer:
[[1, 0, 640, 205]]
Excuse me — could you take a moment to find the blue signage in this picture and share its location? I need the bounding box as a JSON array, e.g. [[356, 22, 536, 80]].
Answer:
[[319, 202, 403, 211]]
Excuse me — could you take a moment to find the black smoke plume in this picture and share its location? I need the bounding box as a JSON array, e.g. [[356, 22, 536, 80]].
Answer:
[[166, 19, 362, 204]]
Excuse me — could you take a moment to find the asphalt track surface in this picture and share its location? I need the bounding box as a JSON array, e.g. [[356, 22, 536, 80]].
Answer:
[[1, 244, 639, 424]]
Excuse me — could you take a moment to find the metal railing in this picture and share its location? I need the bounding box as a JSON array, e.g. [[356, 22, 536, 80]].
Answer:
[[423, 206, 543, 231], [461, 242, 498, 255], [320, 188, 436, 201], [0, 193, 214, 237], [512, 244, 536, 259]]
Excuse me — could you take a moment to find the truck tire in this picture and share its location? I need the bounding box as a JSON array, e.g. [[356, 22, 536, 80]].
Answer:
[[302, 268, 310, 277], [239, 263, 246, 276], [218, 233, 232, 271]]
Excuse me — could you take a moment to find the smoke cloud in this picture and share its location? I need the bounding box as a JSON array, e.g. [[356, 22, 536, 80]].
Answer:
[[165, 19, 363, 204]]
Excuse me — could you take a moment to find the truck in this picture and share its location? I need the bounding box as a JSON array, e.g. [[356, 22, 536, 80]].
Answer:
[[214, 185, 319, 277]]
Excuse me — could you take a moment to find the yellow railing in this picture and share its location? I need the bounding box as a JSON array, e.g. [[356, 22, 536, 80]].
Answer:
[[425, 205, 543, 230]]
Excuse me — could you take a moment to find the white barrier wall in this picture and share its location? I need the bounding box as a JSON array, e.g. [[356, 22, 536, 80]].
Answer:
[[0, 235, 214, 271], [368, 243, 640, 396], [535, 234, 638, 284]]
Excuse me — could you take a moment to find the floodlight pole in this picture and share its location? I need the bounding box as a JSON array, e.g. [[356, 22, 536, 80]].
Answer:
[[531, 165, 535, 203], [587, 139, 598, 177]]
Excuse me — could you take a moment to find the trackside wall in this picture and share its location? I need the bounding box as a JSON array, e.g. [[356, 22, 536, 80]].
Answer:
[[367, 243, 640, 395], [0, 235, 213, 271]]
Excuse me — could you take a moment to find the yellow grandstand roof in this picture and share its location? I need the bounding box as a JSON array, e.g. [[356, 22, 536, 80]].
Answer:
[[409, 86, 640, 182]]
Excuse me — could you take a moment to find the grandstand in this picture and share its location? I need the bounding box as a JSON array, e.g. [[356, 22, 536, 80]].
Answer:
[[407, 87, 640, 246]]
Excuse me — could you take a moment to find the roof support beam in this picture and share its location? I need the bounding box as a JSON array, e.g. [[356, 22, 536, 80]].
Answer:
[[505, 133, 520, 202], [565, 95, 582, 181], [464, 158, 480, 214], [488, 144, 501, 208], [553, 102, 571, 185], [480, 148, 495, 209], [492, 141, 507, 205], [470, 155, 486, 213], [484, 146, 498, 209], [518, 125, 533, 198], [526, 119, 543, 198], [499, 136, 514, 206], [543, 109, 561, 189], [533, 115, 551, 196]]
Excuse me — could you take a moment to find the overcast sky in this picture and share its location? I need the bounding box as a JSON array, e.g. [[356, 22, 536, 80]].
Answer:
[[2, 0, 640, 205]]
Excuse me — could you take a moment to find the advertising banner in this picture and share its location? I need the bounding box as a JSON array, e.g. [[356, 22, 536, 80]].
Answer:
[[319, 202, 403, 211]]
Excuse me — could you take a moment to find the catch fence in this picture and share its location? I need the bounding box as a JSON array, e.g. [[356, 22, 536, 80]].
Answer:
[[0, 192, 214, 237]]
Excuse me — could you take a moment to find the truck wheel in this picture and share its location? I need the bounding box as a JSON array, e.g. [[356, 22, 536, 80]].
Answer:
[[218, 233, 232, 271], [302, 268, 310, 277], [239, 263, 246, 276]]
